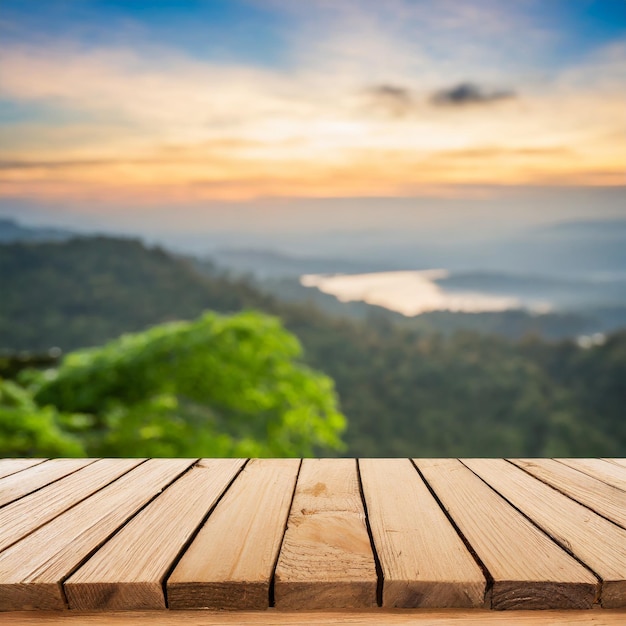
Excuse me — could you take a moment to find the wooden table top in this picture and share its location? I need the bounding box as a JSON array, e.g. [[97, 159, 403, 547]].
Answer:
[[0, 457, 625, 620]]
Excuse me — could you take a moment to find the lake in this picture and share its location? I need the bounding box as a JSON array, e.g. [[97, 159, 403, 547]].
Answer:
[[300, 270, 522, 316]]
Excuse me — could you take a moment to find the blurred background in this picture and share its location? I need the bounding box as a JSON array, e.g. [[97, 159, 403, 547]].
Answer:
[[0, 0, 625, 458]]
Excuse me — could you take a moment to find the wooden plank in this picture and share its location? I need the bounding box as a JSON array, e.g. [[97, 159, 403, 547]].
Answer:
[[360, 458, 485, 608], [557, 459, 626, 492], [65, 459, 245, 610], [414, 459, 598, 610], [273, 459, 377, 609], [0, 458, 144, 553], [606, 458, 626, 469], [0, 458, 96, 507], [464, 458, 626, 608], [167, 458, 300, 610], [0, 458, 195, 611], [0, 459, 46, 480], [3, 609, 626, 625], [511, 459, 626, 529]]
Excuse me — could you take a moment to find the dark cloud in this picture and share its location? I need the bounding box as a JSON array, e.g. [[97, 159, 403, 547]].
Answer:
[[365, 84, 414, 117], [364, 81, 515, 116], [431, 82, 515, 106]]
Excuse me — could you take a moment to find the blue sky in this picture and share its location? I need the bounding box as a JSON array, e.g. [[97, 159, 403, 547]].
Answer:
[[0, 1, 292, 67], [2, 0, 624, 66], [0, 0, 624, 243]]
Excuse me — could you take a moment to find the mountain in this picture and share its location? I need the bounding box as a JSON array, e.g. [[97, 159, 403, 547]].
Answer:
[[0, 217, 75, 243], [0, 237, 275, 351], [2, 236, 626, 457], [209, 248, 398, 278], [356, 219, 626, 278], [4, 216, 623, 339], [540, 218, 626, 238], [435, 271, 626, 309], [519, 218, 626, 277]]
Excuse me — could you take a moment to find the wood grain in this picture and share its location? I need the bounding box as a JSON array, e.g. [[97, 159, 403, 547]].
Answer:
[[360, 458, 485, 609], [167, 458, 300, 610], [2, 609, 626, 625], [0, 458, 195, 611], [0, 457, 622, 617], [274, 459, 377, 609], [556, 458, 626, 492], [65, 459, 245, 610], [414, 459, 598, 610], [0, 458, 144, 553], [0, 459, 46, 480], [511, 459, 626, 529], [0, 458, 96, 507], [463, 458, 626, 608]]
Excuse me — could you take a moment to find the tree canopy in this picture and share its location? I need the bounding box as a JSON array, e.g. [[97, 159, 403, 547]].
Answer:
[[2, 311, 346, 458], [2, 237, 625, 458]]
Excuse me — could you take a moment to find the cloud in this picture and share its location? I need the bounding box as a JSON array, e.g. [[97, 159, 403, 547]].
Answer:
[[0, 159, 112, 170], [431, 82, 516, 106], [365, 80, 517, 116], [364, 84, 414, 117], [0, 26, 624, 204]]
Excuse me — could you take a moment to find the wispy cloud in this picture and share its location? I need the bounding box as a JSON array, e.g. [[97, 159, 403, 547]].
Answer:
[[0, 1, 624, 205]]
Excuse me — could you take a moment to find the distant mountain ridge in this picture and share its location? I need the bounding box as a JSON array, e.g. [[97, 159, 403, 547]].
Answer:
[[0, 217, 75, 243], [435, 271, 626, 309], [2, 235, 626, 458], [4, 216, 626, 318], [210, 248, 399, 277], [539, 218, 626, 237]]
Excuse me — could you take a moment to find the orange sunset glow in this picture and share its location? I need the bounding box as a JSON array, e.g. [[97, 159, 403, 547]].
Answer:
[[1, 3, 624, 208]]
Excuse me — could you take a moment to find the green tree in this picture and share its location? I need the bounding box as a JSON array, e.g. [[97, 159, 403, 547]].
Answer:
[[25, 310, 345, 457], [0, 379, 85, 457]]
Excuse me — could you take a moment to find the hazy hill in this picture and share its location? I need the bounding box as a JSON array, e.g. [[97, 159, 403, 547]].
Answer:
[[1, 236, 626, 457], [257, 272, 626, 338], [540, 218, 626, 239], [200, 217, 626, 279], [435, 271, 626, 309], [429, 218, 626, 277], [1, 237, 621, 355], [0, 237, 274, 351], [209, 248, 398, 278], [0, 217, 74, 243]]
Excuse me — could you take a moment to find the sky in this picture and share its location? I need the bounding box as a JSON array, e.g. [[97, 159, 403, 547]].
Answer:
[[0, 0, 624, 249]]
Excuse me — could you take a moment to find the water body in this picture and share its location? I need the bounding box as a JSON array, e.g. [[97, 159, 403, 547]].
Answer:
[[300, 270, 523, 316]]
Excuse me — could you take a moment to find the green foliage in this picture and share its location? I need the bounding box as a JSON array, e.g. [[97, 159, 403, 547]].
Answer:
[[2, 236, 625, 458], [286, 310, 619, 457], [27, 311, 345, 457], [0, 238, 273, 352], [0, 379, 85, 457]]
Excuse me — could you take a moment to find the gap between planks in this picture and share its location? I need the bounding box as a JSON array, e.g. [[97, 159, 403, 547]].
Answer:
[[167, 458, 301, 610], [510, 459, 626, 529], [2, 458, 625, 614], [0, 459, 48, 481], [65, 459, 246, 610], [0, 459, 197, 611], [555, 458, 626, 492], [0, 459, 98, 508], [361, 458, 486, 609], [462, 459, 626, 608], [0, 459, 147, 554], [273, 459, 378, 610], [414, 459, 598, 610]]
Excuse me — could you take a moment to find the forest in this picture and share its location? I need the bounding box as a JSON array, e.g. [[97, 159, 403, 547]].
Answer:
[[1, 237, 625, 458]]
